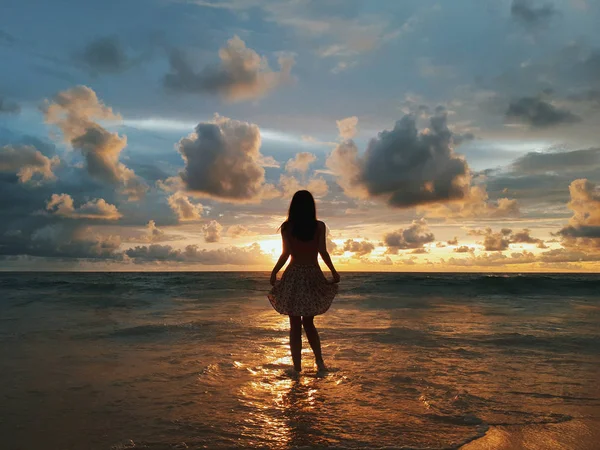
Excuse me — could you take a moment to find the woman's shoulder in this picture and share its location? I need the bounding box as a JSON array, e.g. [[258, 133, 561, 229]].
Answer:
[[317, 220, 327, 232]]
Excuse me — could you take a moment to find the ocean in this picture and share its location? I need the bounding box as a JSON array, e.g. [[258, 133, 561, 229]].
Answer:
[[1, 272, 599, 449]]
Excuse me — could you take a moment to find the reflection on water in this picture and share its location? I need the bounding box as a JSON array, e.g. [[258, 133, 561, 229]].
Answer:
[[1, 272, 599, 449]]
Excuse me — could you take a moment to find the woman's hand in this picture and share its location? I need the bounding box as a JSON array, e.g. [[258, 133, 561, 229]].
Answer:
[[270, 272, 277, 286], [332, 271, 341, 283]]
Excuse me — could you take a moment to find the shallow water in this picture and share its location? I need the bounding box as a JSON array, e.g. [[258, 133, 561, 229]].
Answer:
[[1, 272, 599, 449]]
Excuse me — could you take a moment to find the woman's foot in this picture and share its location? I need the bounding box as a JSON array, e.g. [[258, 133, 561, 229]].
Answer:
[[316, 359, 328, 372], [285, 367, 301, 378]]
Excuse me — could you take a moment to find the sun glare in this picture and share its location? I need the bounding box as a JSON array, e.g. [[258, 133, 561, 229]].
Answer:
[[258, 239, 282, 260]]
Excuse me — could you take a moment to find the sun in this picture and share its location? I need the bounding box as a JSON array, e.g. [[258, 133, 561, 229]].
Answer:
[[258, 239, 282, 260]]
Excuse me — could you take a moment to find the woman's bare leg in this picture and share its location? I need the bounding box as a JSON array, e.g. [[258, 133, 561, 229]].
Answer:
[[302, 316, 326, 370], [289, 315, 302, 372]]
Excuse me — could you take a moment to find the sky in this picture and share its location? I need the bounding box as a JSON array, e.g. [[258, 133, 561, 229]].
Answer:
[[1, 0, 600, 272]]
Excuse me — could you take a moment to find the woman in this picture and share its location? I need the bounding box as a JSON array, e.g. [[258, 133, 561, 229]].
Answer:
[[268, 190, 341, 374]]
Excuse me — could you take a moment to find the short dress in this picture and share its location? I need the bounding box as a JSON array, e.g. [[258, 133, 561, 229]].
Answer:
[[268, 263, 338, 316]]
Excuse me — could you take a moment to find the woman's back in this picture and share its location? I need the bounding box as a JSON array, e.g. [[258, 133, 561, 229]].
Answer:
[[283, 220, 324, 265]]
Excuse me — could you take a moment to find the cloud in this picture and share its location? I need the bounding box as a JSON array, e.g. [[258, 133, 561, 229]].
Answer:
[[341, 239, 375, 257], [567, 89, 600, 108], [325, 139, 368, 199], [420, 185, 520, 219], [510, 0, 557, 27], [285, 152, 317, 173], [454, 245, 474, 253], [46, 193, 122, 220], [326, 227, 338, 254], [0, 144, 59, 183], [279, 174, 328, 198], [470, 227, 546, 251], [0, 97, 20, 114], [481, 227, 511, 251], [125, 242, 271, 265], [73, 36, 134, 74], [383, 218, 435, 253], [511, 229, 546, 248], [164, 35, 294, 102], [336, 116, 358, 140], [227, 224, 256, 237], [539, 248, 600, 263], [558, 179, 600, 250], [448, 250, 537, 267], [203, 220, 223, 243], [512, 148, 600, 173], [176, 115, 277, 203], [167, 192, 203, 221], [505, 96, 581, 128], [145, 220, 165, 243], [24, 223, 123, 260], [193, 1, 412, 64], [42, 86, 148, 200], [258, 155, 280, 168], [327, 109, 472, 208]]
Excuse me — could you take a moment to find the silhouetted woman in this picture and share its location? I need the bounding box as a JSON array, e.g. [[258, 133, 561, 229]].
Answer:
[[268, 190, 340, 374]]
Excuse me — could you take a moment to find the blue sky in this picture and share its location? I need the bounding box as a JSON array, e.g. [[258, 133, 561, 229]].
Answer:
[[1, 0, 600, 271]]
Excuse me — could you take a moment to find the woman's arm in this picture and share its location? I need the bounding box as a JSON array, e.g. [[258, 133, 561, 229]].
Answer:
[[318, 222, 340, 283], [270, 229, 291, 285]]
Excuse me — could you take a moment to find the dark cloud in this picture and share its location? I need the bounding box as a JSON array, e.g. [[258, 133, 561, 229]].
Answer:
[[510, 229, 546, 248], [327, 110, 470, 208], [0, 222, 123, 260], [164, 36, 294, 102], [505, 96, 581, 128], [510, 0, 557, 27], [74, 36, 132, 75], [0, 97, 20, 114], [364, 110, 469, 206], [125, 242, 271, 265], [483, 229, 511, 251], [176, 115, 277, 203], [512, 148, 600, 173], [581, 50, 600, 82], [568, 89, 600, 108], [452, 132, 475, 147], [383, 219, 435, 253]]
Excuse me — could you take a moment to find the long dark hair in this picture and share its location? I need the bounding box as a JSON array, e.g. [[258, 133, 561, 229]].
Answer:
[[281, 190, 318, 241]]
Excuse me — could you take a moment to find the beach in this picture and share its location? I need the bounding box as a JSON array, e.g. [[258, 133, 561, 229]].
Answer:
[[1, 272, 599, 449]]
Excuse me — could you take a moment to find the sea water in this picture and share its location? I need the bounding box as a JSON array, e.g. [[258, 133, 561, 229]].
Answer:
[[1, 272, 599, 449]]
